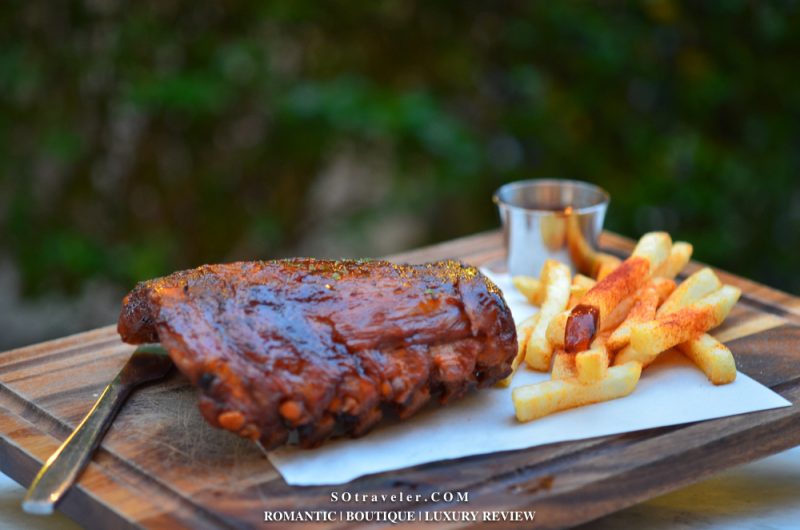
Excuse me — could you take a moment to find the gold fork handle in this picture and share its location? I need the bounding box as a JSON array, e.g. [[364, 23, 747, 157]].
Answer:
[[22, 379, 131, 515]]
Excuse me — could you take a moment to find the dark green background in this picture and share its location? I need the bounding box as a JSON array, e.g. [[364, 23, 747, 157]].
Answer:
[[2, 1, 799, 313]]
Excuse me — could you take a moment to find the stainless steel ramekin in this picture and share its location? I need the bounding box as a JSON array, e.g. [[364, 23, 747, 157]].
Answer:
[[493, 179, 610, 277]]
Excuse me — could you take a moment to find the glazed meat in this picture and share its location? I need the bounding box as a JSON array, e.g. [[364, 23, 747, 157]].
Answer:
[[118, 259, 517, 449]]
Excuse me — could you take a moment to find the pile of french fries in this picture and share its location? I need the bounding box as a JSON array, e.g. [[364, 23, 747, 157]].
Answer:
[[503, 232, 742, 423]]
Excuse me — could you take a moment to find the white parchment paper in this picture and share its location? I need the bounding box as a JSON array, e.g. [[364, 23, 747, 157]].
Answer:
[[268, 270, 791, 485]]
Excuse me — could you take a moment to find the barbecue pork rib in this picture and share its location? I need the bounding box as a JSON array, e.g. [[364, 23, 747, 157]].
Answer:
[[118, 259, 517, 449]]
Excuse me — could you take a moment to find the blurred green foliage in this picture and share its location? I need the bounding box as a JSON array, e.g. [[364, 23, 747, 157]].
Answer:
[[1, 0, 799, 295]]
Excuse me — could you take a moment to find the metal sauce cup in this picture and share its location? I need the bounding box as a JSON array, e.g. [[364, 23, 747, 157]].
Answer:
[[494, 179, 609, 277]]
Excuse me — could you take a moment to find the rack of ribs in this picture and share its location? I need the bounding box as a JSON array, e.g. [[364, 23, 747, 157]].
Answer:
[[118, 258, 517, 449]]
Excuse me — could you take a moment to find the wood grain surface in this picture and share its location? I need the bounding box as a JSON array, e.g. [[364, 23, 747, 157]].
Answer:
[[1, 230, 798, 530]]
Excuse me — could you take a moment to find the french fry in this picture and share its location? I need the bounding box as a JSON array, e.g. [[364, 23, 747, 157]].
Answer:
[[575, 334, 611, 384], [497, 314, 539, 387], [655, 241, 693, 279], [513, 362, 642, 422], [648, 267, 736, 383], [622, 285, 741, 365], [566, 214, 596, 276], [540, 215, 567, 251], [678, 333, 737, 385], [508, 230, 740, 421], [614, 344, 636, 366], [567, 274, 597, 309], [564, 210, 624, 279], [594, 253, 622, 280], [525, 260, 572, 370], [575, 346, 610, 384], [606, 286, 660, 352], [631, 231, 672, 273], [546, 310, 569, 350], [598, 277, 672, 336], [551, 350, 577, 380], [564, 232, 669, 354], [650, 277, 677, 303], [601, 295, 635, 332], [573, 274, 596, 292], [575, 256, 650, 323], [658, 267, 721, 316], [513, 276, 544, 306], [564, 256, 650, 352]]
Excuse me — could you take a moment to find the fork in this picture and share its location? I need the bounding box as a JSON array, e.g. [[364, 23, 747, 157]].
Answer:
[[22, 344, 173, 515]]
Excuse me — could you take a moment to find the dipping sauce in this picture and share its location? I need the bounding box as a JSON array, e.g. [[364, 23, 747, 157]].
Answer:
[[564, 304, 599, 353]]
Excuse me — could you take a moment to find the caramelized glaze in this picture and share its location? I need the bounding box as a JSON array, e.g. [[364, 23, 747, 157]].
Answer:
[[118, 258, 517, 448]]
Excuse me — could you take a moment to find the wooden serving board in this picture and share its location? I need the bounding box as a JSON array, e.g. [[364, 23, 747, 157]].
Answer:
[[1, 231, 799, 530]]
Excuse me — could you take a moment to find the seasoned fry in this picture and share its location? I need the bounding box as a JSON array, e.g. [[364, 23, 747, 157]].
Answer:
[[594, 253, 622, 280], [573, 274, 597, 292], [525, 260, 572, 371], [497, 314, 539, 387], [599, 277, 671, 337], [631, 231, 672, 273], [568, 274, 597, 309], [658, 267, 722, 316], [551, 350, 577, 380], [655, 241, 693, 279], [513, 362, 642, 422], [606, 286, 660, 352], [605, 277, 673, 337], [564, 232, 671, 353], [565, 256, 650, 352], [648, 268, 735, 383], [601, 295, 635, 332], [546, 310, 569, 350], [565, 208, 624, 279], [575, 347, 610, 384], [622, 285, 741, 365], [612, 344, 635, 367], [678, 333, 737, 385], [575, 334, 611, 384], [508, 229, 741, 421], [540, 215, 567, 251], [650, 277, 677, 304], [513, 276, 544, 306], [566, 214, 596, 276]]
